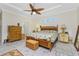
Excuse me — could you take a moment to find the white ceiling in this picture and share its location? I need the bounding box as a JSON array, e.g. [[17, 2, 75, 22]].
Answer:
[[10, 3, 60, 10], [0, 3, 79, 16]]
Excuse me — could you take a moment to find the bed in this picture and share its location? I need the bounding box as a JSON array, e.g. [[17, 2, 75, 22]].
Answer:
[[26, 25, 58, 51]]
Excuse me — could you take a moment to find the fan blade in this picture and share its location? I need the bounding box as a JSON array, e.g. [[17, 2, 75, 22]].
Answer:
[[24, 10, 31, 11], [35, 11, 41, 15], [29, 3, 34, 9], [36, 8, 44, 11]]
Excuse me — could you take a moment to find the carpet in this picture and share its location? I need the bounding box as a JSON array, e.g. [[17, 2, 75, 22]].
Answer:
[[2, 49, 23, 56]]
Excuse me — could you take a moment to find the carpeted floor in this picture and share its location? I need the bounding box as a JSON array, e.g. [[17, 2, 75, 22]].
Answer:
[[0, 40, 78, 56]]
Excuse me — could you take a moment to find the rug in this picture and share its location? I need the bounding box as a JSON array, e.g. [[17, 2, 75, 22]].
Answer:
[[2, 49, 23, 56]]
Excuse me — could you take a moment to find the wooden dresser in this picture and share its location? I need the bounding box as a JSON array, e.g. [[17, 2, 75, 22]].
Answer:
[[7, 26, 22, 42]]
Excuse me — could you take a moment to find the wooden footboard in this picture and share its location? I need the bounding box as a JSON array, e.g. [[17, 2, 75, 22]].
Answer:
[[38, 37, 58, 51], [26, 36, 58, 51], [38, 39, 52, 48]]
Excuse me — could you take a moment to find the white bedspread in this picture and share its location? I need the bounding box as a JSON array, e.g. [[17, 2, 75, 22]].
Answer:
[[28, 31, 58, 42]]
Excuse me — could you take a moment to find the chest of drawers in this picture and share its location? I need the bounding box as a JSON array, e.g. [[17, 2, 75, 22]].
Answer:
[[7, 26, 22, 42]]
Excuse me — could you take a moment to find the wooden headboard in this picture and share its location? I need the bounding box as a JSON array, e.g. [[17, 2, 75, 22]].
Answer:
[[40, 25, 58, 31]]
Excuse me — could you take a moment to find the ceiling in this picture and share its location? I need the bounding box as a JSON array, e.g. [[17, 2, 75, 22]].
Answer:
[[0, 3, 79, 16], [9, 3, 61, 15], [10, 3, 60, 10]]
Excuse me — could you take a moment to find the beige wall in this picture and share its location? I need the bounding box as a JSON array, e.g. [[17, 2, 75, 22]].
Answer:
[[0, 11, 2, 34], [77, 8, 79, 25], [0, 10, 2, 45]]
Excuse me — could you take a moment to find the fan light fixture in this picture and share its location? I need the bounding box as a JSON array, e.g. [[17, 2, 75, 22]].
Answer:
[[33, 12, 36, 14], [24, 3, 44, 15]]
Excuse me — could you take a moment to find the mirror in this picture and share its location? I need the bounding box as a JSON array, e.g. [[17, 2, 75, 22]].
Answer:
[[74, 25, 79, 51]]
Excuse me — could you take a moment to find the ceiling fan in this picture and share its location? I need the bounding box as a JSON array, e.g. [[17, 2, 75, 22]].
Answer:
[[24, 3, 44, 15]]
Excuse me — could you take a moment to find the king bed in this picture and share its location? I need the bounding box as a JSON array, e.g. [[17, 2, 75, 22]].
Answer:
[[26, 25, 58, 51]]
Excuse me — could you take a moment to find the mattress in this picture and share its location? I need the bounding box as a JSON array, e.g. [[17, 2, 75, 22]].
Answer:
[[29, 31, 58, 42]]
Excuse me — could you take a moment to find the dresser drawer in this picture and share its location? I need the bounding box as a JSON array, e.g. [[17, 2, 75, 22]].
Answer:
[[8, 26, 22, 42]]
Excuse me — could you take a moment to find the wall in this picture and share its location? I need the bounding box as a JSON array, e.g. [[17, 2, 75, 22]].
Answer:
[[2, 10, 31, 44], [77, 8, 79, 25], [0, 10, 2, 45]]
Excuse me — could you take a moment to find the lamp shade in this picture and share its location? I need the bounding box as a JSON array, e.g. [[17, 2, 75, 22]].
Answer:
[[61, 24, 66, 33], [36, 24, 41, 31]]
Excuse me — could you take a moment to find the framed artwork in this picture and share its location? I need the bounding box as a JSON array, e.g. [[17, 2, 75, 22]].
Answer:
[[74, 25, 79, 51]]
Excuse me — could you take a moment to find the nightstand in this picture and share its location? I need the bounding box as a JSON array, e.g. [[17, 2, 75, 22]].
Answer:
[[59, 32, 69, 43]]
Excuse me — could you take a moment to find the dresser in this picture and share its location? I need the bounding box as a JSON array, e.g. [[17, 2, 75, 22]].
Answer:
[[7, 26, 22, 42]]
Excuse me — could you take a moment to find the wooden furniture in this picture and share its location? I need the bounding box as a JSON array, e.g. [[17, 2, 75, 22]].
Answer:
[[26, 36, 52, 49], [74, 25, 79, 51], [38, 26, 58, 50], [40, 26, 58, 31], [26, 25, 58, 51], [26, 39, 39, 50], [7, 25, 22, 42], [38, 39, 52, 49], [59, 24, 69, 43]]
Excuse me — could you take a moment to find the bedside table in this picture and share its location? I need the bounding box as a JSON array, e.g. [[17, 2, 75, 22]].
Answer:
[[59, 32, 69, 43]]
